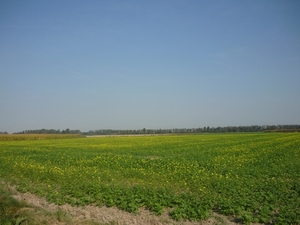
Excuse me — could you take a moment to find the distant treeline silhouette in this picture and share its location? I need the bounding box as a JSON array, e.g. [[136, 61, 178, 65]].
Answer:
[[9, 124, 300, 135], [13, 128, 81, 135]]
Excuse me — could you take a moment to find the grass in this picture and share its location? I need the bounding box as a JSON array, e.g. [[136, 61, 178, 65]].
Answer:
[[0, 183, 28, 225], [0, 133, 299, 224]]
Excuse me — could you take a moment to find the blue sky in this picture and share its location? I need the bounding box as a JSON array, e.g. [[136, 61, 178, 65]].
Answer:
[[1, 1, 300, 133]]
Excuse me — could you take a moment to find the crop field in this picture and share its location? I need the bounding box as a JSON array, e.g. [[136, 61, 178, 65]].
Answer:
[[0, 133, 299, 224]]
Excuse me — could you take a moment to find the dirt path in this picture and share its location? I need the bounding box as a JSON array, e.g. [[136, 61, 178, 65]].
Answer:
[[5, 184, 244, 225]]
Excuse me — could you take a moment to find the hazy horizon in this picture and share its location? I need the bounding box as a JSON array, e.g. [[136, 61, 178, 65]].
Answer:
[[1, 1, 300, 134]]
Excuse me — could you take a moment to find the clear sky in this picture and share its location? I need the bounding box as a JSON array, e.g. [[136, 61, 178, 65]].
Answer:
[[1, 1, 300, 133]]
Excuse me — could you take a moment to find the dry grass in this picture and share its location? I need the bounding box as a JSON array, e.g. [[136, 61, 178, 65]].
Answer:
[[0, 134, 84, 141]]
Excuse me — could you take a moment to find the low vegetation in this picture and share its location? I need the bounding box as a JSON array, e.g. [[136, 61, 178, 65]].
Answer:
[[0, 133, 299, 224], [0, 134, 84, 141], [0, 183, 28, 225], [0, 181, 103, 225]]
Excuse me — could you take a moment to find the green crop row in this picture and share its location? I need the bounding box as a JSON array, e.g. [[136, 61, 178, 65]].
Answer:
[[0, 133, 299, 224]]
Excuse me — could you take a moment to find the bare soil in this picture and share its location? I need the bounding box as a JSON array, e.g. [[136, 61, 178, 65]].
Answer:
[[4, 183, 244, 225]]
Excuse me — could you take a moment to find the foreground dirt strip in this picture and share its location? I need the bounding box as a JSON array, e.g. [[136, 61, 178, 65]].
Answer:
[[5, 185, 251, 225]]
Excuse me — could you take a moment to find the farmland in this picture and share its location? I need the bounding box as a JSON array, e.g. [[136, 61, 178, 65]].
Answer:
[[0, 133, 299, 224]]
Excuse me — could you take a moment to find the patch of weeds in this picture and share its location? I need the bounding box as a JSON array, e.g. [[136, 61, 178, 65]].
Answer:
[[0, 185, 28, 225], [55, 208, 70, 222], [213, 214, 227, 225]]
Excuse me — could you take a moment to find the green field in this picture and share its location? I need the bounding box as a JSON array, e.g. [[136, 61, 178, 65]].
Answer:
[[0, 133, 299, 224]]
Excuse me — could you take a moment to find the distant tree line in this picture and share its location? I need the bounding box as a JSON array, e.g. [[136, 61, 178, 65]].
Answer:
[[82, 124, 300, 135], [9, 124, 300, 135], [14, 128, 81, 134]]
